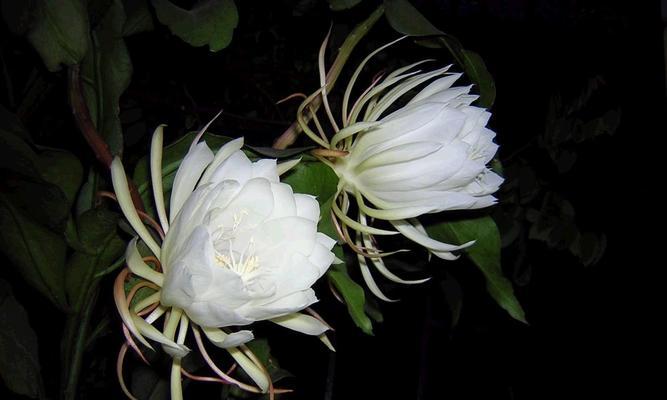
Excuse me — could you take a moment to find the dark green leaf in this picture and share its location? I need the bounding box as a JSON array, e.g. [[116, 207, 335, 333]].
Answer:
[[280, 160, 338, 203], [327, 246, 374, 335], [0, 279, 45, 399], [245, 339, 292, 383], [384, 0, 443, 36], [26, 0, 90, 71], [0, 0, 36, 35], [329, 0, 363, 11], [245, 145, 315, 159], [0, 196, 67, 309], [36, 149, 84, 207], [122, 0, 154, 36], [459, 49, 496, 108], [0, 129, 74, 231], [416, 36, 496, 108], [426, 216, 527, 323], [152, 0, 238, 52], [65, 208, 124, 311], [81, 0, 133, 155], [281, 160, 339, 239]]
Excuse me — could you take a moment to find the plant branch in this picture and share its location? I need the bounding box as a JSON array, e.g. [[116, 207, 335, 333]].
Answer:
[[68, 65, 145, 212], [273, 5, 385, 149]]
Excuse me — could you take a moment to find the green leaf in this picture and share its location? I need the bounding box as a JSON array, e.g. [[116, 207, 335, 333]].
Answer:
[[384, 0, 443, 36], [281, 160, 339, 239], [416, 36, 496, 108], [0, 127, 77, 231], [122, 0, 154, 36], [329, 0, 363, 11], [152, 0, 238, 52], [327, 246, 374, 334], [280, 160, 338, 204], [36, 149, 84, 208], [66, 208, 124, 311], [0, 196, 68, 309], [244, 339, 292, 383], [0, 279, 45, 399], [426, 216, 527, 323], [26, 0, 90, 71], [459, 49, 496, 108], [81, 0, 133, 155], [245, 145, 315, 159]]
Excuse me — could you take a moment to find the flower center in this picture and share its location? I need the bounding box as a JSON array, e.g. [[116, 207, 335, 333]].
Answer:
[[211, 209, 261, 277]]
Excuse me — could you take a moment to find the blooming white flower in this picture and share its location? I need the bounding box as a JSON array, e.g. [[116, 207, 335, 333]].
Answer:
[[110, 123, 336, 397], [332, 65, 503, 259], [297, 38, 503, 300], [159, 138, 337, 330]]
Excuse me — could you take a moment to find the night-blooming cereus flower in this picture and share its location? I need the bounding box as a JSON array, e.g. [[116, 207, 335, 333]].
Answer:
[[298, 37, 503, 301], [110, 121, 336, 399]]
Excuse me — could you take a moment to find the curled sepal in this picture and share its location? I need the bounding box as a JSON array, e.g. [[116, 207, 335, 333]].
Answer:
[[271, 312, 331, 336], [131, 314, 190, 358], [126, 238, 164, 286], [114, 268, 153, 350], [203, 328, 254, 349], [391, 219, 474, 256], [201, 327, 270, 393]]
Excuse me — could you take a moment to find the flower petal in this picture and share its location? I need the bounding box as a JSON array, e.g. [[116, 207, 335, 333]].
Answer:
[[169, 141, 214, 222], [271, 312, 330, 335]]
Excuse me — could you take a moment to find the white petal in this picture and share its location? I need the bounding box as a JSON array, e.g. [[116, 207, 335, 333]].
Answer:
[[207, 151, 253, 185], [408, 72, 462, 104], [294, 193, 320, 222], [169, 141, 214, 222], [199, 137, 245, 185], [271, 312, 330, 335], [252, 159, 279, 182]]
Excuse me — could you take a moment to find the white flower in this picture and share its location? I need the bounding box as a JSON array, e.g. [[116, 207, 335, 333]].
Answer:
[[333, 68, 503, 259], [298, 38, 503, 300], [110, 124, 336, 396], [159, 138, 337, 330]]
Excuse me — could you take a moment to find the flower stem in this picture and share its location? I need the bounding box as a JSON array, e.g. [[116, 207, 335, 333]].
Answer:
[[61, 289, 99, 400], [272, 5, 385, 149], [68, 65, 146, 213]]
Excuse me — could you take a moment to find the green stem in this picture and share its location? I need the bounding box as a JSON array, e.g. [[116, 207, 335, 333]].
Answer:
[[61, 289, 99, 400], [272, 5, 385, 149]]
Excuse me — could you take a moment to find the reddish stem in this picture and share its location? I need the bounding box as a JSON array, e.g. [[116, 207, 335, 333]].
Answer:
[[68, 65, 146, 212]]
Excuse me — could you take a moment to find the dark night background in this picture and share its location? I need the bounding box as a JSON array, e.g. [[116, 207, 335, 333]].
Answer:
[[0, 0, 663, 399]]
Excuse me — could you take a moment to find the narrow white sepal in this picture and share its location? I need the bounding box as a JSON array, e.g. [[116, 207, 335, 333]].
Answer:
[[319, 333, 336, 352], [204, 328, 254, 348], [202, 327, 269, 393], [271, 312, 330, 336], [150, 125, 169, 233], [131, 314, 190, 358], [391, 219, 475, 253], [110, 157, 161, 258], [276, 157, 301, 176], [126, 238, 164, 286]]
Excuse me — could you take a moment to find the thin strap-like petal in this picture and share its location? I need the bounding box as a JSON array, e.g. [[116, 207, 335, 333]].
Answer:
[[150, 125, 170, 233]]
